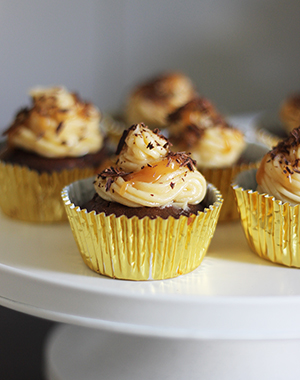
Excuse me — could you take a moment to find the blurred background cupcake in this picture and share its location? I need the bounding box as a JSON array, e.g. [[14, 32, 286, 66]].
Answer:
[[0, 86, 109, 223], [124, 72, 196, 129], [167, 96, 267, 222]]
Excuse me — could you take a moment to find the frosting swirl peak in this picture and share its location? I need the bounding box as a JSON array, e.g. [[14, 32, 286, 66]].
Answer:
[[94, 123, 206, 209], [168, 98, 245, 168]]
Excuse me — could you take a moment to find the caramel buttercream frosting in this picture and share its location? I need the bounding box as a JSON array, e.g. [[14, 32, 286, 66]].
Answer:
[[93, 123, 207, 209], [168, 98, 246, 169], [4, 86, 103, 158], [125, 72, 196, 129], [279, 93, 300, 133], [256, 127, 300, 205]]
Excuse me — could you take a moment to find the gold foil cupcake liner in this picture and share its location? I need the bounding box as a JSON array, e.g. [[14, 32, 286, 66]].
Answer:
[[200, 142, 268, 223], [62, 177, 223, 281], [232, 168, 300, 268], [0, 161, 99, 223]]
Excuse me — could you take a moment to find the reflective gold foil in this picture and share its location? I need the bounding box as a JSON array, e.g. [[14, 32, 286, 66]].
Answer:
[[232, 168, 300, 268], [62, 177, 223, 280], [0, 161, 100, 223]]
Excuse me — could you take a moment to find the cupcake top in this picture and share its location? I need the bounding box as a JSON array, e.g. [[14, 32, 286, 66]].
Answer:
[[125, 72, 196, 129], [167, 98, 246, 169], [94, 123, 207, 209], [256, 126, 300, 205], [4, 86, 103, 158], [279, 93, 300, 133]]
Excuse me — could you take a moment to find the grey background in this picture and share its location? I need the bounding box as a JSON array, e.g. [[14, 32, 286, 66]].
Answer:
[[1, 0, 300, 132], [0, 0, 300, 378]]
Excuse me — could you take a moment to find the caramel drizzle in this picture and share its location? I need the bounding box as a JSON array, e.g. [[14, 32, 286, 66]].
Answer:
[[99, 151, 196, 193]]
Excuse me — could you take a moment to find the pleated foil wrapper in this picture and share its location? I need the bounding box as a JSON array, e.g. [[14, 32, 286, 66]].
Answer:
[[61, 177, 223, 280], [200, 142, 268, 223], [232, 168, 300, 268], [0, 161, 101, 223]]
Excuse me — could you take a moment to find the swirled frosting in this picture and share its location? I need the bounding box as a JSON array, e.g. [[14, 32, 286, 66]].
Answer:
[[168, 98, 245, 168], [4, 86, 103, 158], [94, 123, 206, 208], [256, 127, 300, 205], [279, 93, 300, 133], [125, 72, 196, 128]]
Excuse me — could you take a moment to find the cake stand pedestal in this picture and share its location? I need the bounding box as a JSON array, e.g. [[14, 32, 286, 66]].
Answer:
[[44, 324, 300, 380]]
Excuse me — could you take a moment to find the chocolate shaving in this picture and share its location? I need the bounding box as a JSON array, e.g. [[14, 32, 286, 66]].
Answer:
[[105, 177, 113, 191], [147, 142, 154, 149], [115, 128, 130, 155], [115, 124, 140, 155], [170, 182, 175, 189], [98, 166, 130, 179], [56, 121, 64, 134], [166, 151, 196, 171], [269, 127, 300, 173], [97, 166, 132, 192]]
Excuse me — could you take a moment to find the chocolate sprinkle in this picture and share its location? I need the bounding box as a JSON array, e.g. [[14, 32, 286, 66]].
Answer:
[[56, 121, 64, 134], [269, 127, 300, 176]]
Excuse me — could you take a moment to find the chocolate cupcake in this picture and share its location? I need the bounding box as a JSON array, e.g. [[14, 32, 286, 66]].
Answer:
[[62, 123, 223, 280], [167, 97, 265, 222], [125, 72, 196, 129], [232, 127, 300, 267], [0, 86, 108, 222]]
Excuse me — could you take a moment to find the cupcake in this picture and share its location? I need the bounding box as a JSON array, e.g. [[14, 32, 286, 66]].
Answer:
[[232, 127, 300, 267], [125, 72, 196, 129], [167, 97, 264, 222], [0, 86, 108, 223], [62, 123, 223, 280]]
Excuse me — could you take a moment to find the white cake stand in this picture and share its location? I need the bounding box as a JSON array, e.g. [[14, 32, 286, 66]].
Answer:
[[1, 114, 300, 379], [1, 210, 300, 380]]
